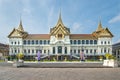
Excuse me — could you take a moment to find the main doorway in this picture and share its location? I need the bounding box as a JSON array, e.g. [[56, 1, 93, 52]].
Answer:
[[58, 46, 62, 54]]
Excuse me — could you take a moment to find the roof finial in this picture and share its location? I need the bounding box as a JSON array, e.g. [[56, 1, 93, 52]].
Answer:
[[56, 9, 64, 26], [96, 17, 103, 31], [18, 16, 24, 31]]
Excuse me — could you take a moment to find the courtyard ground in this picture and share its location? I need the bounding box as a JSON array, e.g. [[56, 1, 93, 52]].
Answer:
[[0, 66, 120, 80]]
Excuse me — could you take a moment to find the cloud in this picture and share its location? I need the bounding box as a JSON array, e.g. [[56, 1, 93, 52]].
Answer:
[[108, 14, 120, 23], [71, 22, 84, 33]]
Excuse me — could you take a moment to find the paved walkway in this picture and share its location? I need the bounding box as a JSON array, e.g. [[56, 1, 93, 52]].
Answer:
[[0, 67, 120, 80]]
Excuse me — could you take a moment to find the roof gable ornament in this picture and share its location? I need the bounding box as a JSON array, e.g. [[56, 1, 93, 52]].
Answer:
[[56, 11, 64, 27], [50, 11, 70, 35], [96, 20, 103, 31], [17, 19, 24, 32]]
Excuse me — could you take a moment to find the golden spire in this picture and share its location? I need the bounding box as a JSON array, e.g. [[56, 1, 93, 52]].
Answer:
[[96, 20, 103, 31], [18, 19, 24, 31], [56, 10, 64, 26]]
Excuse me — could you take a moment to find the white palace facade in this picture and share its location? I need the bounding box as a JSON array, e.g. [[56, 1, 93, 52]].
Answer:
[[8, 13, 113, 60]]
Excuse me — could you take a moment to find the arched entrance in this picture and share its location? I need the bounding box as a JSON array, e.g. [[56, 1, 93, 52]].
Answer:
[[58, 46, 62, 54]]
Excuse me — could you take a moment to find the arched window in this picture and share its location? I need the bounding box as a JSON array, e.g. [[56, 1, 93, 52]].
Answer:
[[101, 41, 103, 44], [78, 49, 80, 53], [24, 49, 26, 53], [15, 42, 16, 45], [48, 40, 50, 44], [28, 40, 30, 45], [36, 40, 38, 44], [86, 49, 88, 53], [82, 40, 85, 44], [78, 40, 81, 44], [74, 40, 76, 44], [58, 34, 62, 38], [53, 47, 55, 54], [18, 41, 20, 45], [70, 40, 72, 44], [94, 40, 97, 44], [40, 40, 42, 44], [86, 40, 89, 44], [28, 49, 30, 53], [11, 42, 13, 45], [32, 40, 34, 44], [104, 41, 106, 44], [23, 40, 26, 45], [104, 48, 106, 53], [74, 49, 76, 53], [70, 50, 72, 53], [101, 48, 103, 53], [108, 41, 110, 44], [90, 49, 92, 53], [65, 47, 67, 54], [32, 50, 34, 53], [44, 40, 46, 44], [44, 50, 46, 53], [90, 40, 93, 44]]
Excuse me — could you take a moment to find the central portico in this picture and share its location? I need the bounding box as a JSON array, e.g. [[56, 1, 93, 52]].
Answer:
[[49, 13, 71, 57]]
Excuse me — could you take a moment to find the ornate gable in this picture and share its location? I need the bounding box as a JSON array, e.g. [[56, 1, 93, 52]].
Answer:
[[98, 28, 113, 37], [50, 12, 70, 39], [92, 21, 113, 38], [8, 20, 28, 38]]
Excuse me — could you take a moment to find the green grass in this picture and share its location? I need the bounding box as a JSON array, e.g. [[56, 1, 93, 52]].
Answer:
[[0, 60, 4, 62]]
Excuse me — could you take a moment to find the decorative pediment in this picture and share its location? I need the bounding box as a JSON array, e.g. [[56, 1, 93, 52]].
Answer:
[[99, 28, 113, 37], [92, 28, 113, 38], [92, 20, 113, 38], [8, 20, 28, 38], [50, 12, 70, 38]]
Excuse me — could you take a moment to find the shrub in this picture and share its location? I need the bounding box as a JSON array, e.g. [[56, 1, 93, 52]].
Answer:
[[17, 53, 24, 59]]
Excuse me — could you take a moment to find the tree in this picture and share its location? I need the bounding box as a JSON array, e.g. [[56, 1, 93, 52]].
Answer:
[[105, 53, 115, 60], [17, 53, 24, 60]]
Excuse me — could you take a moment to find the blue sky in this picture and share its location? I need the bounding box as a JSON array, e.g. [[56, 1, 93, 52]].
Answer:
[[0, 0, 120, 44]]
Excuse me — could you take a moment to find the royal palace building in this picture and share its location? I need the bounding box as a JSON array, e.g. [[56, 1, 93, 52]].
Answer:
[[8, 13, 113, 60]]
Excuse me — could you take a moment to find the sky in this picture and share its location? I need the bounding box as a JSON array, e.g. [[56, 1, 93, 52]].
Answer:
[[0, 0, 120, 44]]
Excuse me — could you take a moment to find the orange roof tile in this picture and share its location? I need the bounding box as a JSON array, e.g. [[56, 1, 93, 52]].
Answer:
[[25, 34, 50, 39], [70, 34, 97, 39]]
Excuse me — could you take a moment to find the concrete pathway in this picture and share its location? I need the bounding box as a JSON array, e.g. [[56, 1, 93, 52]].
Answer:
[[0, 67, 120, 80]]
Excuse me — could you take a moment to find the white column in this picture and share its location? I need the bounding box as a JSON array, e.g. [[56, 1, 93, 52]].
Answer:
[[116, 50, 118, 60], [50, 46, 52, 55], [68, 46, 70, 55], [62, 46, 64, 54], [55, 47, 57, 54]]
